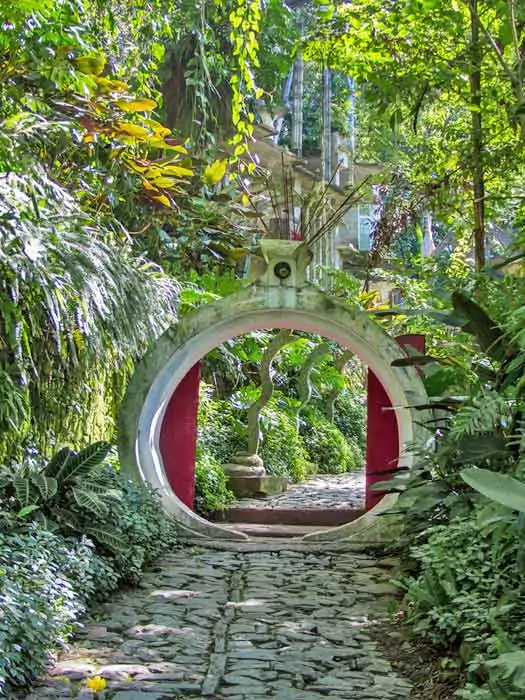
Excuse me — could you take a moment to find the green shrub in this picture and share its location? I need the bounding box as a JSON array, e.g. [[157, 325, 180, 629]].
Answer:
[[94, 472, 179, 583], [301, 408, 361, 474], [333, 390, 366, 450], [0, 525, 117, 693], [0, 443, 178, 583], [259, 399, 309, 482], [399, 514, 525, 697], [197, 389, 245, 464], [194, 450, 234, 517], [0, 441, 126, 552], [0, 443, 179, 691]]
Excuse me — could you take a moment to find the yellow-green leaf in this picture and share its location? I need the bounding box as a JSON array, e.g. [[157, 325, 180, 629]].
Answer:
[[114, 122, 150, 139], [76, 54, 106, 76], [149, 138, 188, 152], [152, 194, 171, 207], [126, 159, 149, 174], [160, 164, 194, 177], [144, 119, 172, 137], [141, 179, 160, 192], [94, 77, 128, 94], [150, 176, 178, 188], [115, 98, 158, 112], [203, 159, 228, 185]]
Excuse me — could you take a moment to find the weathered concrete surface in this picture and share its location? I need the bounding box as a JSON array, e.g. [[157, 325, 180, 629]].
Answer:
[[22, 542, 412, 699], [118, 276, 428, 542], [227, 474, 289, 498]]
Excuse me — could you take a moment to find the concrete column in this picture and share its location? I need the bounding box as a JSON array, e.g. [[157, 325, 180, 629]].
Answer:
[[291, 55, 304, 156], [322, 68, 332, 182]]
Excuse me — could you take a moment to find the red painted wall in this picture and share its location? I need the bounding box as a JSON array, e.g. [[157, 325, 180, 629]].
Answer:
[[365, 334, 425, 510], [159, 362, 201, 509]]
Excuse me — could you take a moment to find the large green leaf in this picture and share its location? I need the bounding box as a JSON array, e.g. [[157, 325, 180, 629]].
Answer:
[[461, 468, 525, 512], [71, 487, 109, 516], [453, 434, 508, 463], [45, 447, 72, 478], [397, 481, 449, 514], [84, 526, 127, 553], [451, 291, 511, 363], [13, 471, 35, 507], [31, 472, 58, 501], [56, 441, 112, 484], [33, 510, 60, 532], [17, 504, 40, 519], [53, 506, 83, 532]]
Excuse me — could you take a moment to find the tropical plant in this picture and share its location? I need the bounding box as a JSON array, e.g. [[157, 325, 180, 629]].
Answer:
[[194, 450, 234, 518], [0, 442, 125, 552], [0, 525, 116, 693], [0, 464, 177, 692], [300, 406, 362, 475], [259, 397, 310, 482]]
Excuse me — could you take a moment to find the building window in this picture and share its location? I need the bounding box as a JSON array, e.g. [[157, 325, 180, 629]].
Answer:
[[358, 204, 375, 251], [390, 288, 403, 306]]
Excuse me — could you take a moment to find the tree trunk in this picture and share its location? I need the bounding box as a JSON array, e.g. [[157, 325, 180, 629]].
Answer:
[[469, 0, 486, 271]]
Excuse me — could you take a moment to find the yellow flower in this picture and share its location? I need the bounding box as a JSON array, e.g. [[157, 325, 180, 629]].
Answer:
[[86, 676, 107, 692]]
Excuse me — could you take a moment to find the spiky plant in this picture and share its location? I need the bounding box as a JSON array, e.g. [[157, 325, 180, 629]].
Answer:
[[0, 163, 179, 461]]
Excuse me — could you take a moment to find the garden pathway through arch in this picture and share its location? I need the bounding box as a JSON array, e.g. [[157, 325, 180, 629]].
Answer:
[[22, 538, 412, 699]]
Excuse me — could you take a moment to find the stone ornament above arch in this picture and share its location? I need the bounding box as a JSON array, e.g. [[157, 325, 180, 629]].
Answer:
[[118, 246, 428, 543]]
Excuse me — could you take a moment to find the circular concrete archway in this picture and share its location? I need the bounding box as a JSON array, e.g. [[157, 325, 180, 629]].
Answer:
[[118, 281, 428, 542]]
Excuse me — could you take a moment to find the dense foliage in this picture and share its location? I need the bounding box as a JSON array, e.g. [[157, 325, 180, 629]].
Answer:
[[301, 407, 362, 475], [4, 1, 525, 698], [376, 273, 525, 698], [195, 335, 366, 514], [0, 443, 177, 692], [0, 527, 115, 691]]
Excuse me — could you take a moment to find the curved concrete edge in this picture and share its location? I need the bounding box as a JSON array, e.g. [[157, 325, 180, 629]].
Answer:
[[301, 493, 402, 543], [118, 282, 428, 543]]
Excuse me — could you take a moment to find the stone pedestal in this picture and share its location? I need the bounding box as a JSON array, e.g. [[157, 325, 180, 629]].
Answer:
[[223, 452, 287, 499]]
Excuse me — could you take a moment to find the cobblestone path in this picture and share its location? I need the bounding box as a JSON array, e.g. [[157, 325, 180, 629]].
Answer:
[[25, 541, 411, 700], [231, 472, 365, 512]]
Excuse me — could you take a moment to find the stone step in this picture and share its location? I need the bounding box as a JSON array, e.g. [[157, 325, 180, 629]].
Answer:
[[214, 507, 365, 527], [227, 522, 337, 538]]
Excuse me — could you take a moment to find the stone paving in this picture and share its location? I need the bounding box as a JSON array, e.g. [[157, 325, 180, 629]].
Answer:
[[22, 540, 411, 699], [231, 472, 365, 511]]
